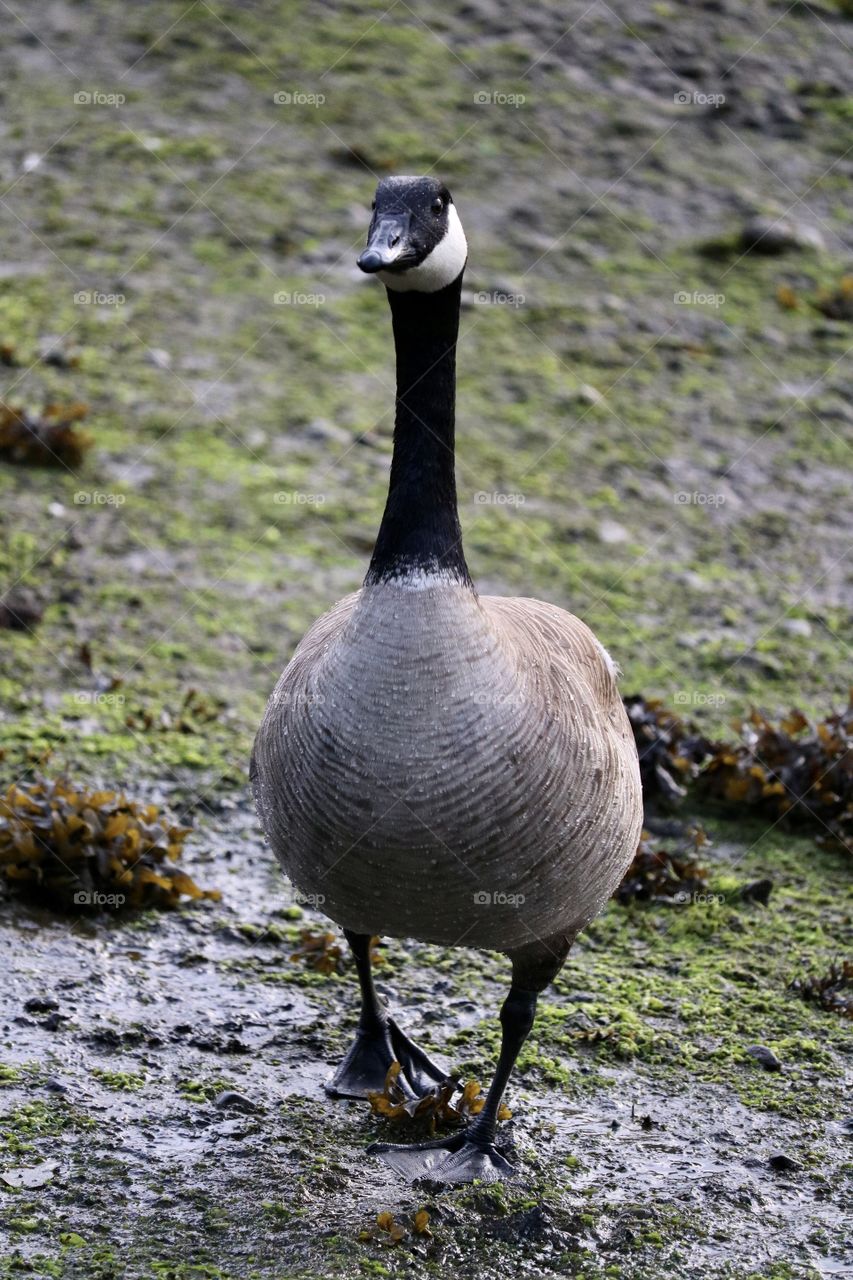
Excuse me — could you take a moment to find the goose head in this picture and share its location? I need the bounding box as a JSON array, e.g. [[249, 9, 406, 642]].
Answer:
[[357, 175, 468, 293]]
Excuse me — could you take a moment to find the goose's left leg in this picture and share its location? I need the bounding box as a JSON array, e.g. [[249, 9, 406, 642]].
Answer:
[[368, 935, 572, 1183], [326, 930, 451, 1100]]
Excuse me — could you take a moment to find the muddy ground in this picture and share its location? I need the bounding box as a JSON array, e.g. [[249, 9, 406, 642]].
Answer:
[[0, 1, 851, 1277], [2, 803, 851, 1279]]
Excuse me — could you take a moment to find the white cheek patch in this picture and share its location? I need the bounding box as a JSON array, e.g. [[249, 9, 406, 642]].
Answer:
[[379, 204, 468, 293]]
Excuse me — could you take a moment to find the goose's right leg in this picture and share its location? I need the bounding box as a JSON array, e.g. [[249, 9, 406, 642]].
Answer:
[[368, 933, 574, 1182], [325, 930, 451, 1100]]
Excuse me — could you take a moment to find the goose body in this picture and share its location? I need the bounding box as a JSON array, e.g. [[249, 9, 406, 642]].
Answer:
[[252, 175, 643, 1183], [253, 582, 640, 951]]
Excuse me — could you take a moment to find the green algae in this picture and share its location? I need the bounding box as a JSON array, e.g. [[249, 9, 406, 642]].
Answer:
[[89, 1070, 147, 1093]]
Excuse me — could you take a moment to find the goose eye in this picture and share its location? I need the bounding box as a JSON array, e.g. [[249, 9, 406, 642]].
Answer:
[[431, 198, 443, 215]]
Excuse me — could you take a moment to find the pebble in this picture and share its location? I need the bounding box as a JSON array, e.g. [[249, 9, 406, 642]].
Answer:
[[746, 1044, 782, 1072], [37, 334, 78, 366], [598, 520, 629, 545], [302, 419, 351, 446], [740, 879, 773, 906], [214, 1089, 259, 1113], [0, 588, 44, 631], [145, 347, 172, 369], [24, 996, 59, 1014], [782, 618, 812, 637], [578, 383, 605, 406], [739, 216, 824, 255]]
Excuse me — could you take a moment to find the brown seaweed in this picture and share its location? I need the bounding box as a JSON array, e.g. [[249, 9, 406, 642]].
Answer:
[[0, 776, 219, 910]]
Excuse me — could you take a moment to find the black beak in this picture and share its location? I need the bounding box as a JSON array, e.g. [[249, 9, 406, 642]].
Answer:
[[357, 213, 411, 273]]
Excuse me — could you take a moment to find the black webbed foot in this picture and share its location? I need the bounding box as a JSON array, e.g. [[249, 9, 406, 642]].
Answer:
[[388, 1015, 452, 1096], [368, 982, 545, 1184], [325, 1016, 450, 1100], [326, 931, 453, 1100], [368, 1127, 515, 1183]]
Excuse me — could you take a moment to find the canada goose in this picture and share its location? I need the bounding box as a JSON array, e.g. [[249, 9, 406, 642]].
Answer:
[[251, 175, 643, 1183]]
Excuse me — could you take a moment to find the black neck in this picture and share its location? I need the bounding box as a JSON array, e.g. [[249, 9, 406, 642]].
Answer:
[[365, 273, 472, 588]]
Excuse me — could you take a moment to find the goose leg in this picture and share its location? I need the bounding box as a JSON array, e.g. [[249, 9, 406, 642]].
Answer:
[[368, 936, 572, 1183], [326, 930, 451, 1100], [368, 985, 534, 1181]]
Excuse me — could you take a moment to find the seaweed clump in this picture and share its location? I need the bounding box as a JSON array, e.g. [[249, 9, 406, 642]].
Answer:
[[790, 962, 852, 1019], [701, 698, 853, 852], [624, 692, 852, 853], [368, 1060, 510, 1131], [0, 776, 220, 909], [290, 930, 384, 975], [290, 928, 346, 974], [623, 695, 713, 809], [616, 828, 710, 904], [360, 1208, 432, 1246], [125, 688, 225, 735], [0, 402, 92, 467]]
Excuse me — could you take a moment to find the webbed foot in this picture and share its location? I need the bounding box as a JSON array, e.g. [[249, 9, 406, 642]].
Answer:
[[326, 1015, 450, 1100], [368, 1127, 515, 1183]]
